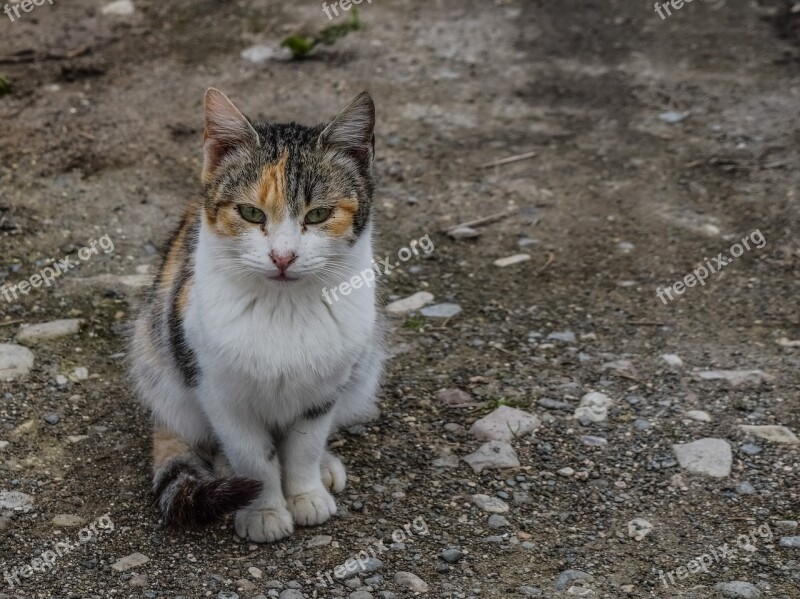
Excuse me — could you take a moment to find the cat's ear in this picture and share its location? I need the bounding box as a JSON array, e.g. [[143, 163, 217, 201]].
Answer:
[[202, 88, 259, 181], [319, 91, 375, 164]]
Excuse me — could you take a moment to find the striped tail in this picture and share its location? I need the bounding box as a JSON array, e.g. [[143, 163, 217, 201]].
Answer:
[[152, 428, 262, 527]]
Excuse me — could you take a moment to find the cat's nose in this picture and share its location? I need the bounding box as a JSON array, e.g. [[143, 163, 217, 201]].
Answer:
[[270, 251, 297, 273]]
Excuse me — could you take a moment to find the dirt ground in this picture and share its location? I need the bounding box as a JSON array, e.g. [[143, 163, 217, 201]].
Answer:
[[0, 0, 799, 597]]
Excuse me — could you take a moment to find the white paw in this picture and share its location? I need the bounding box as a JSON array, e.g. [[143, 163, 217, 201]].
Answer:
[[287, 487, 337, 527], [321, 451, 347, 493], [235, 505, 294, 543]]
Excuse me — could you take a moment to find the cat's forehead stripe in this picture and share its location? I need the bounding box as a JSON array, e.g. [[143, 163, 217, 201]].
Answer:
[[257, 150, 289, 222]]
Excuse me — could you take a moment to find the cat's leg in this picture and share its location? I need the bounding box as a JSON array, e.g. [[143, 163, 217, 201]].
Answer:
[[200, 381, 293, 543], [282, 407, 337, 527]]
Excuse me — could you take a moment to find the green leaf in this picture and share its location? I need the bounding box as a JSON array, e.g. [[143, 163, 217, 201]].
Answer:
[[281, 35, 317, 58], [0, 73, 11, 96]]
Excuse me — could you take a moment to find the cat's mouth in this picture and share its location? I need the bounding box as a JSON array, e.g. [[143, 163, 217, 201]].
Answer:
[[269, 273, 299, 282]]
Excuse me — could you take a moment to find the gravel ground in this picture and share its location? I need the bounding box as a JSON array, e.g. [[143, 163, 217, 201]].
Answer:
[[0, 0, 799, 598]]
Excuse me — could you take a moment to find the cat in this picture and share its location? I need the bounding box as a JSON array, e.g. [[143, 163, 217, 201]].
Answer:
[[130, 88, 384, 543]]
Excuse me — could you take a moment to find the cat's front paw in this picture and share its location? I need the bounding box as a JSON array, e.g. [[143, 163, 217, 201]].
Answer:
[[235, 505, 294, 543], [287, 487, 337, 527], [321, 451, 347, 493]]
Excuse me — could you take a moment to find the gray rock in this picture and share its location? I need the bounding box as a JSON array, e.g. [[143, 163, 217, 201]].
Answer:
[[0, 490, 34, 512], [686, 410, 711, 422], [739, 425, 799, 444], [488, 514, 510, 528], [672, 438, 732, 478], [740, 443, 762, 456], [774, 521, 797, 531], [696, 369, 771, 386], [440, 548, 464, 564], [714, 581, 762, 598], [0, 441, 7, 451], [16, 319, 82, 345], [420, 303, 462, 318], [306, 535, 332, 548], [660, 353, 683, 367], [581, 435, 608, 447], [555, 570, 593, 591], [394, 572, 428, 594], [547, 331, 576, 343], [574, 392, 614, 423], [43, 412, 60, 425], [463, 441, 520, 473], [436, 388, 475, 407], [278, 591, 303, 599], [472, 494, 509, 513], [52, 514, 85, 527], [349, 592, 373, 599], [779, 536, 800, 548], [361, 558, 382, 573], [627, 518, 653, 541], [468, 406, 540, 442], [517, 587, 542, 597], [218, 593, 239, 599], [538, 398, 572, 411], [633, 419, 651, 431], [0, 344, 35, 380], [111, 552, 150, 572], [736, 481, 756, 495]]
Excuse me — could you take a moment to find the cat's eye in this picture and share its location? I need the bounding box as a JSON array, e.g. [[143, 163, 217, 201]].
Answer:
[[237, 204, 266, 224], [304, 207, 332, 225]]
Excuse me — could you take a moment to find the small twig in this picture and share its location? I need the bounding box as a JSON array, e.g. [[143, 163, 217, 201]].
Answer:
[[0, 319, 24, 327], [444, 209, 511, 234], [76, 129, 96, 141], [535, 253, 554, 274], [479, 151, 537, 169]]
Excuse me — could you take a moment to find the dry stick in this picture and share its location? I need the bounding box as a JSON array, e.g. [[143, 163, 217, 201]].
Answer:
[[444, 209, 511, 234], [0, 319, 24, 327], [535, 253, 554, 274], [479, 150, 537, 169]]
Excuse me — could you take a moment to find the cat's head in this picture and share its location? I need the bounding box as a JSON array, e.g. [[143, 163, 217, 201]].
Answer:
[[200, 88, 375, 285]]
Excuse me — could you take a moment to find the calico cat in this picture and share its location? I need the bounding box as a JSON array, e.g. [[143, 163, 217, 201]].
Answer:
[[130, 88, 384, 543]]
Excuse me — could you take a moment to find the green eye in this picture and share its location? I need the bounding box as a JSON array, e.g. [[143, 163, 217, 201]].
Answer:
[[304, 207, 332, 225], [237, 204, 266, 224]]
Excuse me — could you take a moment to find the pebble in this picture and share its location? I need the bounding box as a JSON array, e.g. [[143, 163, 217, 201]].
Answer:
[[685, 410, 711, 422], [16, 319, 82, 345], [573, 392, 614, 423], [517, 587, 542, 597], [349, 592, 373, 599], [633, 419, 651, 431], [278, 591, 304, 599], [581, 435, 607, 447], [129, 574, 148, 587], [361, 558, 383, 573], [627, 518, 654, 541], [672, 438, 732, 478], [240, 44, 290, 63], [493, 254, 531, 267], [394, 572, 428, 594], [488, 514, 510, 528], [385, 292, 435, 314], [736, 481, 756, 495], [558, 467, 575, 477], [472, 494, 510, 513], [447, 226, 480, 239], [0, 344, 35, 380], [72, 367, 90, 381], [779, 536, 800, 548], [248, 567, 263, 579], [547, 331, 576, 343], [306, 535, 332, 548], [538, 398, 572, 411], [0, 441, 7, 450], [659, 110, 689, 123], [440, 548, 464, 564], [555, 570, 593, 591], [52, 514, 84, 527], [0, 490, 34, 512], [463, 441, 520, 473], [111, 552, 150, 572], [696, 369, 771, 386], [436, 388, 476, 407], [218, 593, 239, 599], [775, 520, 798, 531], [660, 353, 683, 367], [468, 406, 541, 442], [714, 581, 762, 598], [420, 303, 462, 318], [740, 443, 762, 456], [739, 425, 799, 444], [101, 0, 135, 15], [43, 412, 60, 425]]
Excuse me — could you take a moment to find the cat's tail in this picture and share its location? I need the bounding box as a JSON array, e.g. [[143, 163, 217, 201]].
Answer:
[[151, 427, 262, 527]]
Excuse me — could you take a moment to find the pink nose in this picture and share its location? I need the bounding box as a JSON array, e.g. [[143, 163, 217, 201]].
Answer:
[[270, 251, 297, 273]]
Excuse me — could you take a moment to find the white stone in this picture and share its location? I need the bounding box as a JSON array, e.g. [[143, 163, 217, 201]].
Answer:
[[52, 514, 85, 527], [661, 354, 683, 367], [739, 425, 799, 445], [493, 254, 531, 267], [558, 467, 575, 477], [385, 291, 434, 314], [111, 552, 150, 572], [67, 435, 89, 444], [685, 410, 711, 422], [468, 406, 540, 442], [627, 518, 654, 541], [420, 303, 462, 318], [16, 319, 82, 345], [462, 441, 520, 473], [574, 392, 614, 422], [248, 566, 263, 579], [0, 344, 34, 380], [0, 441, 8, 450], [72, 367, 89, 381], [394, 571, 429, 594], [472, 494, 510, 514], [672, 438, 732, 478], [101, 0, 135, 15], [240, 44, 290, 63], [0, 490, 34, 512], [695, 369, 771, 386]]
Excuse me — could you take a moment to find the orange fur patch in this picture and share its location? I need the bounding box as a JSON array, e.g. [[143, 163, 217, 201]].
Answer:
[[177, 275, 193, 317], [153, 427, 190, 471], [160, 205, 198, 291], [326, 197, 359, 238], [257, 150, 289, 222]]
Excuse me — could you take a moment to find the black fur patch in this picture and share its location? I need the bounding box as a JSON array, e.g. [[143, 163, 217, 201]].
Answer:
[[301, 399, 336, 421]]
